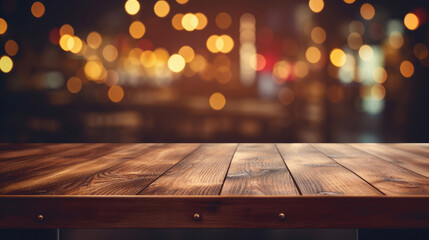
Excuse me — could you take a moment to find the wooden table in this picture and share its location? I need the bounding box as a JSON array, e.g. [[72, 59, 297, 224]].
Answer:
[[0, 143, 428, 228]]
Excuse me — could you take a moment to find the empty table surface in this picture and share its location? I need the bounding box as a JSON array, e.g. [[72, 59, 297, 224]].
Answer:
[[0, 143, 428, 228]]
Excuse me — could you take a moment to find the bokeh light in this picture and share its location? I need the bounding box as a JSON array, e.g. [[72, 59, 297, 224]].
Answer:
[[414, 43, 428, 60], [154, 0, 170, 18], [87, 32, 102, 49], [216, 12, 232, 29], [178, 46, 195, 63], [31, 1, 45, 18], [195, 13, 208, 30], [108, 85, 124, 102], [330, 48, 347, 67], [67, 77, 82, 94], [388, 31, 404, 49], [168, 54, 186, 72], [278, 88, 295, 106], [306, 46, 321, 63], [360, 3, 375, 20], [309, 0, 324, 13], [359, 45, 373, 61], [0, 18, 7, 34], [250, 54, 266, 71], [400, 60, 414, 78], [182, 13, 199, 31], [172, 13, 184, 30], [209, 92, 226, 110], [103, 45, 118, 62], [0, 55, 13, 73], [125, 0, 140, 15], [176, 0, 189, 4], [59, 24, 74, 36], [348, 32, 362, 50], [5, 40, 18, 56], [84, 60, 105, 81], [311, 27, 326, 44], [404, 13, 419, 30], [129, 21, 146, 39], [294, 61, 309, 78], [140, 50, 157, 67]]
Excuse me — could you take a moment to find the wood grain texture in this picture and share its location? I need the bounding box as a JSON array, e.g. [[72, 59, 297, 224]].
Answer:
[[276, 144, 381, 196], [1, 196, 428, 228], [50, 144, 200, 195], [221, 144, 299, 195], [140, 144, 237, 195], [314, 144, 429, 195], [0, 144, 158, 195], [388, 144, 429, 158], [351, 143, 429, 178], [0, 144, 81, 161]]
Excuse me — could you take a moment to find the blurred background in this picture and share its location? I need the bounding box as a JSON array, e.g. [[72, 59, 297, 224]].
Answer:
[[0, 0, 428, 143]]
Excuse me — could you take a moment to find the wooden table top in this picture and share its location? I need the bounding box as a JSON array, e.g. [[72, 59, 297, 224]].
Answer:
[[1, 143, 428, 228]]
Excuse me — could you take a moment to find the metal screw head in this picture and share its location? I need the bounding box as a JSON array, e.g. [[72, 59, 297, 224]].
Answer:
[[193, 213, 201, 221], [278, 212, 286, 220], [37, 214, 44, 222]]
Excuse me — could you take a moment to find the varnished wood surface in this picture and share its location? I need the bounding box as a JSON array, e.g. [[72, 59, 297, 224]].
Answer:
[[0, 143, 428, 228]]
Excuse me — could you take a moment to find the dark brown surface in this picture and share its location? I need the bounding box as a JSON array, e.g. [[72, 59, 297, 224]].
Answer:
[[0, 143, 428, 228]]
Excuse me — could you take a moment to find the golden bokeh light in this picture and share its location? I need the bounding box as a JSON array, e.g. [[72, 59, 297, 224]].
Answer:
[[128, 48, 143, 65], [404, 13, 419, 30], [330, 48, 347, 67], [167, 54, 186, 72], [103, 45, 118, 62], [154, 0, 170, 18], [344, 0, 355, 4], [176, 0, 189, 4], [190, 54, 207, 72], [215, 12, 232, 29], [216, 66, 232, 84], [70, 36, 82, 53], [129, 21, 146, 39], [400, 60, 414, 78], [207, 35, 219, 53], [309, 0, 324, 13], [31, 1, 45, 18], [311, 27, 326, 44], [195, 13, 208, 30], [87, 32, 102, 49], [347, 32, 362, 50], [125, 0, 140, 15], [84, 61, 105, 80], [359, 45, 373, 61], [59, 24, 74, 36], [140, 50, 157, 67], [349, 21, 365, 35], [305, 46, 321, 64], [273, 60, 291, 83], [0, 18, 7, 34], [414, 43, 428, 60], [218, 35, 234, 53], [154, 48, 169, 66], [278, 88, 295, 106], [250, 54, 266, 71], [294, 61, 309, 78], [108, 85, 124, 103], [67, 77, 82, 94], [172, 13, 184, 30], [5, 40, 18, 56], [388, 31, 404, 49], [59, 34, 73, 51], [182, 13, 199, 31], [360, 3, 375, 20], [373, 67, 387, 83], [178, 46, 195, 63], [371, 84, 386, 100], [0, 55, 13, 73], [209, 92, 226, 110]]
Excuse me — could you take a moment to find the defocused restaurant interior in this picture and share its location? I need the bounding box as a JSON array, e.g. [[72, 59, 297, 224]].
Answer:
[[0, 0, 428, 143]]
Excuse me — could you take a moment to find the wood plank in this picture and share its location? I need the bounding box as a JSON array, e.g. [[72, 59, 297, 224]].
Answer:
[[50, 144, 200, 195], [314, 144, 429, 195], [140, 144, 237, 195], [0, 144, 159, 195], [276, 144, 380, 196], [0, 144, 81, 161], [351, 144, 429, 178], [1, 196, 428, 228], [388, 144, 429, 158], [221, 144, 299, 195]]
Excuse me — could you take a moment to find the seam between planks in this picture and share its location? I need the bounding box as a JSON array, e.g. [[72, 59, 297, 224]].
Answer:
[[311, 144, 386, 195], [135, 144, 203, 195], [275, 144, 303, 196], [217, 143, 240, 195], [347, 144, 429, 180]]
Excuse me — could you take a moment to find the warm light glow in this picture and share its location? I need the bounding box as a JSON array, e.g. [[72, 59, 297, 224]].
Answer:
[[0, 55, 13, 73], [168, 54, 186, 72], [70, 36, 82, 54], [129, 21, 146, 39], [249, 54, 266, 71], [294, 61, 309, 78], [309, 0, 324, 13], [400, 60, 414, 78], [371, 84, 386, 100], [103, 45, 118, 62], [190, 54, 207, 72], [182, 13, 199, 31], [67, 77, 82, 94], [154, 0, 170, 18], [140, 50, 157, 67], [59, 34, 73, 51], [404, 13, 419, 30], [84, 61, 105, 80], [172, 14, 184, 30], [348, 32, 362, 50], [209, 92, 226, 110], [59, 24, 74, 36], [306, 46, 321, 63], [360, 3, 375, 20], [388, 31, 404, 49], [176, 0, 189, 4], [373, 67, 387, 83], [311, 27, 326, 44], [128, 48, 143, 65], [278, 88, 295, 106], [178, 46, 195, 63], [330, 48, 347, 67], [344, 0, 355, 4], [87, 32, 102, 49], [0, 18, 7, 34], [359, 45, 373, 61], [414, 43, 428, 60], [5, 40, 18, 56], [207, 35, 219, 53], [195, 13, 208, 30], [218, 35, 234, 53], [31, 1, 45, 18], [154, 48, 169, 66], [216, 12, 232, 29], [273, 60, 291, 83], [108, 85, 124, 102], [125, 0, 140, 15]]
